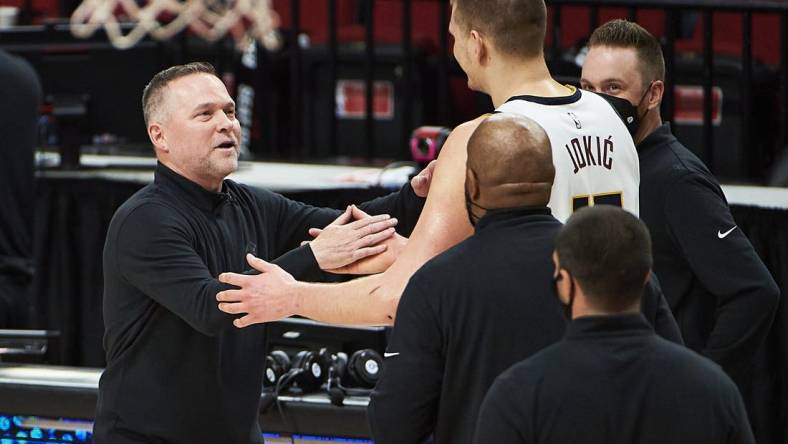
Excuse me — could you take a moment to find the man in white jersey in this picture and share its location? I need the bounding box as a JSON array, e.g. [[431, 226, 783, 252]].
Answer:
[[496, 88, 639, 218], [367, 114, 678, 444], [214, 0, 640, 327]]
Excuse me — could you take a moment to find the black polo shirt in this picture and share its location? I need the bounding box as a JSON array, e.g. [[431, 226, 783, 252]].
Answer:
[[637, 123, 779, 382], [475, 314, 754, 444], [95, 162, 423, 444], [367, 207, 681, 444]]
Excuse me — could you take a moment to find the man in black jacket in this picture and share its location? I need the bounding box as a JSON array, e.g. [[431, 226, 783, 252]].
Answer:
[[367, 113, 681, 444], [95, 62, 426, 444], [475, 205, 754, 444], [0, 50, 41, 328], [581, 19, 779, 388]]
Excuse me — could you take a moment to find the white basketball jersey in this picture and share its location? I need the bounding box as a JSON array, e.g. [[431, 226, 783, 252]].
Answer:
[[495, 88, 640, 222]]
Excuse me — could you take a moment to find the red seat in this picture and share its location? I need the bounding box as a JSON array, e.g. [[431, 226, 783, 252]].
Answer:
[[545, 5, 780, 67], [272, 0, 356, 43], [673, 11, 780, 66], [2, 0, 59, 23], [546, 5, 666, 49]]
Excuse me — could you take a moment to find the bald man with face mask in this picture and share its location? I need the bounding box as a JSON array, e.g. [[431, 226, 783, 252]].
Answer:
[[367, 114, 681, 444]]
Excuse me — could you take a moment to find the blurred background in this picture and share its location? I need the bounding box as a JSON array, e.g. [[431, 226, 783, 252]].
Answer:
[[1, 0, 788, 443]]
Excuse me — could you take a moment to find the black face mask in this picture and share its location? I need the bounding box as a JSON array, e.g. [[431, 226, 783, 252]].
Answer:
[[552, 270, 575, 320], [464, 187, 489, 227], [597, 81, 654, 138]]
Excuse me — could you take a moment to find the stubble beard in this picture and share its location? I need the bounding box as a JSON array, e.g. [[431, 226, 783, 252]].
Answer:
[[198, 147, 239, 187]]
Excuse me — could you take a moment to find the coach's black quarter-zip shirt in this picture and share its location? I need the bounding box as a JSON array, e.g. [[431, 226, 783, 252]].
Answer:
[[95, 162, 424, 444]]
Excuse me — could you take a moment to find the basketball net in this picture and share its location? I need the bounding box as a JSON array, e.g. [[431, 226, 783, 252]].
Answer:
[[70, 0, 281, 51]]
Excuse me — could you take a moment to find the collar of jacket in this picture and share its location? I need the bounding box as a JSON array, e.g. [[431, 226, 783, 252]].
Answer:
[[565, 313, 653, 340], [637, 122, 678, 155], [475, 206, 553, 232], [154, 162, 235, 212]]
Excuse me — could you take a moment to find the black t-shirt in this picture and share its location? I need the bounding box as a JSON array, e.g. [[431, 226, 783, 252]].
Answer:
[[367, 208, 681, 444], [638, 123, 779, 382], [95, 162, 423, 444], [475, 314, 754, 444]]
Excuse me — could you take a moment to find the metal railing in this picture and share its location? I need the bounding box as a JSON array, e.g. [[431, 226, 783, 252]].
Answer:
[[6, 0, 786, 178], [266, 0, 451, 161], [264, 0, 788, 180]]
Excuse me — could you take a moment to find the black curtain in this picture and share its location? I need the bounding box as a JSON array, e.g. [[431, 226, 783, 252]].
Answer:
[[730, 205, 788, 444], [32, 177, 142, 366]]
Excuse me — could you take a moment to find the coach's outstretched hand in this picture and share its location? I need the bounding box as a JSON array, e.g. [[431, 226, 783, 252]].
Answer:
[[308, 206, 408, 275], [308, 206, 398, 271], [217, 254, 298, 328]]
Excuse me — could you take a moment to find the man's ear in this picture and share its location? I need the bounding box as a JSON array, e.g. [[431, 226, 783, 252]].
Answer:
[[556, 268, 573, 304], [469, 29, 487, 65], [647, 80, 664, 111], [466, 167, 481, 201], [148, 123, 168, 154]]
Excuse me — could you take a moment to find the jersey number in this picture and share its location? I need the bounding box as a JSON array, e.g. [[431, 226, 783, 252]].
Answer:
[[572, 192, 623, 211]]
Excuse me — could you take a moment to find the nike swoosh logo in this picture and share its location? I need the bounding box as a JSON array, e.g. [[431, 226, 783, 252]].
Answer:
[[384, 352, 400, 358], [718, 226, 737, 239]]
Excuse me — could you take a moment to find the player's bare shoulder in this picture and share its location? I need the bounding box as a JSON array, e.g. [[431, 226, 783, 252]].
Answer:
[[437, 114, 490, 161], [455, 114, 489, 139]]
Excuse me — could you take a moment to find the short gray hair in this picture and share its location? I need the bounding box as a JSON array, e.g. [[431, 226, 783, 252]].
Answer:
[[141, 62, 217, 126]]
